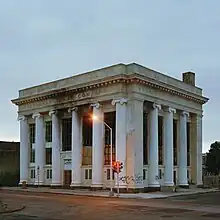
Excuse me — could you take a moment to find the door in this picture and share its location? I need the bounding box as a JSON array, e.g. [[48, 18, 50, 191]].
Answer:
[[63, 170, 71, 187]]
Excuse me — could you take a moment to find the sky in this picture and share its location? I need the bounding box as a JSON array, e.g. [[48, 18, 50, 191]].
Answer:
[[0, 0, 219, 153]]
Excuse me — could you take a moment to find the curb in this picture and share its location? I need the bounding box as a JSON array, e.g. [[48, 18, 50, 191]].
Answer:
[[1, 188, 219, 200], [155, 189, 220, 199], [0, 205, 25, 215]]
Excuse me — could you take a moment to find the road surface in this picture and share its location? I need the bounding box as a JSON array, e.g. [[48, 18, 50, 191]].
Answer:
[[0, 190, 220, 219]]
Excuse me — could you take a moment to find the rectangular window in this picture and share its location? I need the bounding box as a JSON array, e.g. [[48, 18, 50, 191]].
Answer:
[[30, 169, 35, 179], [89, 169, 92, 179], [45, 121, 52, 142], [143, 169, 146, 180], [159, 169, 162, 179], [82, 115, 93, 146], [46, 169, 52, 179], [30, 149, 35, 163], [29, 124, 35, 144], [85, 169, 88, 179], [62, 118, 72, 151], [45, 148, 52, 165], [143, 112, 148, 165], [104, 112, 116, 165], [82, 146, 92, 165], [158, 116, 163, 165], [187, 122, 190, 166], [107, 169, 114, 180], [173, 119, 177, 166]]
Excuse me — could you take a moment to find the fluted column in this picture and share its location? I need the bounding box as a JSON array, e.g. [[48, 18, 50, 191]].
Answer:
[[32, 113, 45, 185], [49, 110, 61, 186], [18, 115, 29, 185], [112, 98, 127, 188], [178, 111, 189, 187], [69, 107, 82, 187], [91, 103, 104, 188], [148, 103, 161, 188], [164, 107, 176, 187]]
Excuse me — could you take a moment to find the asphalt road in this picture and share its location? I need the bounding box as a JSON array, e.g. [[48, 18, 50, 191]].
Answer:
[[0, 190, 220, 220]]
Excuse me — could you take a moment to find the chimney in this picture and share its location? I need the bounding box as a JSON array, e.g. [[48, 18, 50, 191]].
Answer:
[[182, 71, 195, 86]]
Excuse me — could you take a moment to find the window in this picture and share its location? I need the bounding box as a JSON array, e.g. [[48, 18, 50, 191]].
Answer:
[[85, 169, 92, 179], [159, 169, 162, 179], [29, 124, 35, 144], [83, 115, 93, 146], [46, 169, 52, 179], [104, 112, 116, 165], [89, 169, 92, 179], [143, 112, 148, 165], [85, 169, 88, 179], [187, 122, 190, 166], [30, 169, 35, 179], [106, 169, 114, 180], [143, 169, 146, 180], [158, 116, 163, 165], [62, 118, 72, 151], [82, 146, 92, 165], [46, 148, 52, 165], [30, 149, 35, 163], [173, 119, 177, 166], [45, 121, 52, 142]]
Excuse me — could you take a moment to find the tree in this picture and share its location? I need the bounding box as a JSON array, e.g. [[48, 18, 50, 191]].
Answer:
[[205, 141, 220, 175]]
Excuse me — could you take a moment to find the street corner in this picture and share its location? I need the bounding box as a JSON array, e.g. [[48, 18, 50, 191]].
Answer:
[[0, 200, 25, 215]]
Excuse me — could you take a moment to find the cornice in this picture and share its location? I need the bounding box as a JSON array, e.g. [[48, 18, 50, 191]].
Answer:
[[11, 76, 209, 106]]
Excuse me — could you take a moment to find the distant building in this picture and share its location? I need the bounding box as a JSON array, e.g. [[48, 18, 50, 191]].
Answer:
[[12, 63, 208, 192], [0, 141, 20, 174]]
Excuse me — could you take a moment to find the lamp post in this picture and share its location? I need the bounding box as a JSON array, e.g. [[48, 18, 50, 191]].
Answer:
[[93, 115, 114, 196]]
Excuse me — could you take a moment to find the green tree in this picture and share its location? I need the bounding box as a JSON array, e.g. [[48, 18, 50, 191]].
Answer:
[[205, 141, 220, 175]]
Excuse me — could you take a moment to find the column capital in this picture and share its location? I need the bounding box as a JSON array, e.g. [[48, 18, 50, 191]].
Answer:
[[68, 107, 78, 113], [17, 115, 27, 121], [152, 103, 161, 110], [181, 111, 189, 117], [49, 110, 57, 116], [91, 103, 101, 109], [111, 98, 128, 106], [165, 107, 176, 114], [32, 113, 41, 119]]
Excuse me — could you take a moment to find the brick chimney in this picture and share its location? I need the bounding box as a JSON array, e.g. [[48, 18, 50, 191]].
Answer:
[[182, 71, 195, 86]]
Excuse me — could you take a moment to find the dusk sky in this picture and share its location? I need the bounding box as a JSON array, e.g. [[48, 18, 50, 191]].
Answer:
[[0, 1, 219, 153]]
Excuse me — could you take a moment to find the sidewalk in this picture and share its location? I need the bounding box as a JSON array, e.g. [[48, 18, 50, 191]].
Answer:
[[1, 186, 219, 199]]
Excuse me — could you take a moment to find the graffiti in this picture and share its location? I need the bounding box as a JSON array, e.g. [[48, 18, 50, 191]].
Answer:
[[120, 174, 143, 184]]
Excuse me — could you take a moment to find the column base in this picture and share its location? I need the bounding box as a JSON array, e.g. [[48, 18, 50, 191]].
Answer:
[[163, 182, 174, 187], [50, 183, 62, 189]]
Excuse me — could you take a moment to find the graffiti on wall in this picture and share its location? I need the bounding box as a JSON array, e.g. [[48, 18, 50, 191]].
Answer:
[[119, 174, 143, 184]]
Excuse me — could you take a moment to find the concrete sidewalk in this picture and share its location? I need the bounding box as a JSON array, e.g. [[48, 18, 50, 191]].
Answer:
[[1, 186, 219, 199]]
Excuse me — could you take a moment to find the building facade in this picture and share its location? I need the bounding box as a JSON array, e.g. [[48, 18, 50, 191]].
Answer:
[[12, 63, 208, 192]]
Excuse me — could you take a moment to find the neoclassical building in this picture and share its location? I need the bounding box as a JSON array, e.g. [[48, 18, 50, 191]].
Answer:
[[12, 63, 208, 192]]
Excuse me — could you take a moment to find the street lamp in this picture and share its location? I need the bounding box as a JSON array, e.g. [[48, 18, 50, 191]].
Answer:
[[92, 115, 114, 196]]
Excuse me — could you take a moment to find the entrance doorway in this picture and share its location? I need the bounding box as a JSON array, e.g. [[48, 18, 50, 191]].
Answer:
[[63, 170, 71, 187]]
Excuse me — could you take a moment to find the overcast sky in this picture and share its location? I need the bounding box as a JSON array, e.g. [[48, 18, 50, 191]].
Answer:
[[0, 1, 219, 153]]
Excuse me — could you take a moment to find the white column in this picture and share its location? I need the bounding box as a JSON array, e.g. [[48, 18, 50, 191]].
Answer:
[[178, 111, 189, 187], [69, 107, 82, 187], [112, 98, 127, 188], [49, 110, 61, 186], [18, 115, 29, 185], [91, 103, 104, 188], [148, 103, 161, 188], [164, 107, 176, 187], [196, 114, 203, 186], [32, 113, 45, 185]]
